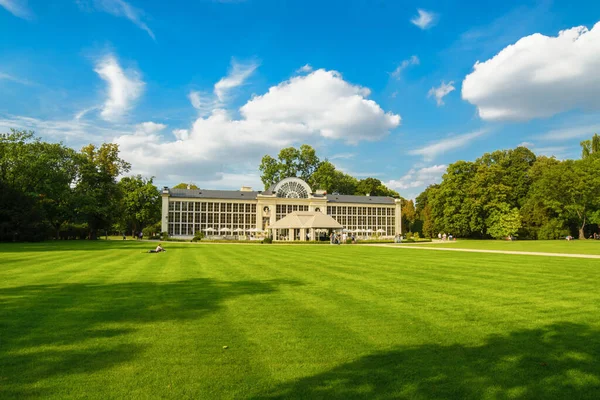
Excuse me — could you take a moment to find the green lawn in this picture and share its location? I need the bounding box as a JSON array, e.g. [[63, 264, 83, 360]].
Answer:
[[1, 241, 599, 399], [422, 239, 600, 254]]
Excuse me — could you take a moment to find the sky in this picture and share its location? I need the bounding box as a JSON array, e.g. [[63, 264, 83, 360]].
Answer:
[[1, 0, 600, 199]]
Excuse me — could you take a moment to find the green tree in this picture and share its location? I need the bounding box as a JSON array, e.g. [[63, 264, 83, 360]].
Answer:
[[580, 133, 600, 159], [118, 175, 161, 236], [172, 183, 199, 189], [486, 203, 522, 239], [310, 161, 359, 195], [75, 143, 131, 240], [401, 199, 416, 233], [355, 177, 399, 197], [259, 145, 322, 189]]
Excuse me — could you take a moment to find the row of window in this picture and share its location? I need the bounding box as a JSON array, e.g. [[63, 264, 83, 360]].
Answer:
[[168, 212, 255, 224], [327, 206, 394, 216], [275, 204, 309, 221], [168, 201, 257, 213], [168, 222, 257, 236]]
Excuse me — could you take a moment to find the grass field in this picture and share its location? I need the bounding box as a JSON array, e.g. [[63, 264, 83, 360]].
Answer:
[[423, 239, 600, 255], [1, 241, 599, 399]]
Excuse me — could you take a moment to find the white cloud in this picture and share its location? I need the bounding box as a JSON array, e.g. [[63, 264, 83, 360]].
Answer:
[[114, 68, 400, 181], [462, 22, 600, 121], [409, 129, 488, 161], [329, 153, 355, 160], [240, 69, 400, 143], [386, 164, 447, 191], [172, 129, 189, 141], [88, 0, 155, 39], [297, 64, 313, 73], [428, 81, 455, 106], [94, 54, 145, 122], [0, 0, 32, 19], [537, 123, 600, 141], [0, 114, 125, 145], [391, 56, 419, 79], [0, 71, 33, 85], [410, 9, 436, 30], [517, 141, 534, 148], [214, 60, 258, 102]]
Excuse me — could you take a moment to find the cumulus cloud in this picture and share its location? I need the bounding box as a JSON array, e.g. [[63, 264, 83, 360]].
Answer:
[[391, 56, 419, 79], [462, 22, 600, 121], [84, 0, 155, 39], [410, 9, 436, 30], [240, 69, 401, 143], [0, 0, 32, 19], [428, 81, 455, 106], [94, 54, 145, 122], [113, 68, 401, 181], [409, 129, 488, 161], [296, 64, 313, 73], [214, 60, 258, 102], [386, 165, 447, 191]]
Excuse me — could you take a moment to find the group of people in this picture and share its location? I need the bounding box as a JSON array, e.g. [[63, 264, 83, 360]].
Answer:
[[437, 232, 454, 241], [329, 232, 356, 245]]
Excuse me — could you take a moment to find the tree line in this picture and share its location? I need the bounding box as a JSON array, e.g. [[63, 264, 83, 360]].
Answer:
[[412, 134, 600, 239], [3, 128, 599, 242], [0, 130, 161, 241]]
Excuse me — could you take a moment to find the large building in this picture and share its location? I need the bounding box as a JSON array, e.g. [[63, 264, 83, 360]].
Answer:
[[161, 177, 402, 240]]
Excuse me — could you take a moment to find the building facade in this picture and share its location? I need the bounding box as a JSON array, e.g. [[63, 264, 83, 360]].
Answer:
[[161, 177, 402, 239]]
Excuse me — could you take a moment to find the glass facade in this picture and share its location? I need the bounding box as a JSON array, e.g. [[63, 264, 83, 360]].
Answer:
[[168, 201, 257, 236], [326, 205, 395, 236]]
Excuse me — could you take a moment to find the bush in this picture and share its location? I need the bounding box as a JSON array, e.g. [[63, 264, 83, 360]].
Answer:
[[142, 222, 162, 239], [262, 237, 273, 244], [413, 232, 420, 240], [538, 219, 570, 240], [345, 238, 353, 244], [192, 231, 205, 242]]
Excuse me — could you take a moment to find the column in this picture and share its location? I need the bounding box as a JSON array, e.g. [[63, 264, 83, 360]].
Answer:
[[394, 199, 402, 236], [300, 228, 306, 241], [288, 228, 294, 241], [161, 190, 170, 233]]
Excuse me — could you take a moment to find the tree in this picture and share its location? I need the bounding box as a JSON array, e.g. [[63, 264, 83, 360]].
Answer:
[[118, 175, 161, 236], [0, 130, 79, 240], [310, 161, 359, 195], [401, 199, 416, 233], [75, 143, 131, 239], [355, 177, 399, 197], [258, 145, 322, 189], [486, 203, 522, 239], [172, 183, 199, 189], [580, 133, 600, 158]]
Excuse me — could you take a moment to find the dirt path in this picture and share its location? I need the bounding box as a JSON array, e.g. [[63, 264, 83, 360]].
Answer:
[[367, 244, 600, 259]]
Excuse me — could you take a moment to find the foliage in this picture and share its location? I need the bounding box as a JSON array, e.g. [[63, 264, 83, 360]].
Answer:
[[486, 204, 522, 239], [172, 182, 199, 189], [192, 231, 205, 242], [580, 133, 600, 158], [259, 145, 398, 197], [402, 199, 416, 233], [262, 237, 273, 244], [118, 175, 161, 235], [142, 222, 163, 239]]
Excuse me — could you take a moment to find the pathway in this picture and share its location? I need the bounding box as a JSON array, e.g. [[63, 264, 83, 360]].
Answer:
[[367, 244, 600, 259]]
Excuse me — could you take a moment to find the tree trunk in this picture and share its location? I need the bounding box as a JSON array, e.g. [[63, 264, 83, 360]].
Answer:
[[579, 226, 586, 240]]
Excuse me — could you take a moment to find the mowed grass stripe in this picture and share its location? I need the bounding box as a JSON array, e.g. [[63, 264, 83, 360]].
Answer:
[[1, 241, 599, 399]]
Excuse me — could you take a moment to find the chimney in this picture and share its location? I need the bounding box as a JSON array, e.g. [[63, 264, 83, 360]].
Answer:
[[240, 186, 253, 192], [187, 184, 191, 190]]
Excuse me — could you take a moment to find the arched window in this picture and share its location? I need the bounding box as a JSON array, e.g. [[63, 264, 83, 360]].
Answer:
[[273, 178, 312, 199]]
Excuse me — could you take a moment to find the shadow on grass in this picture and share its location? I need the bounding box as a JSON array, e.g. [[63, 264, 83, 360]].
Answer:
[[0, 240, 163, 252], [255, 322, 600, 400], [0, 278, 300, 398]]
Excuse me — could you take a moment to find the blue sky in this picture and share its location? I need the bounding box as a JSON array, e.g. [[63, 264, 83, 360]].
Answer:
[[1, 0, 600, 198]]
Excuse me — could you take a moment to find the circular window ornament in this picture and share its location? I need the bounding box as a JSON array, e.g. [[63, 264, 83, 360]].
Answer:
[[273, 178, 312, 199], [315, 207, 320, 212], [263, 206, 270, 213]]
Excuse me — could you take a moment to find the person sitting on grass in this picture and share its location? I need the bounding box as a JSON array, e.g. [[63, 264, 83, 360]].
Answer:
[[149, 243, 166, 253]]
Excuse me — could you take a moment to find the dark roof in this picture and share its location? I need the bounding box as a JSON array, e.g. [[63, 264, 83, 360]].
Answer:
[[325, 194, 396, 205], [167, 188, 396, 204], [169, 188, 259, 200]]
